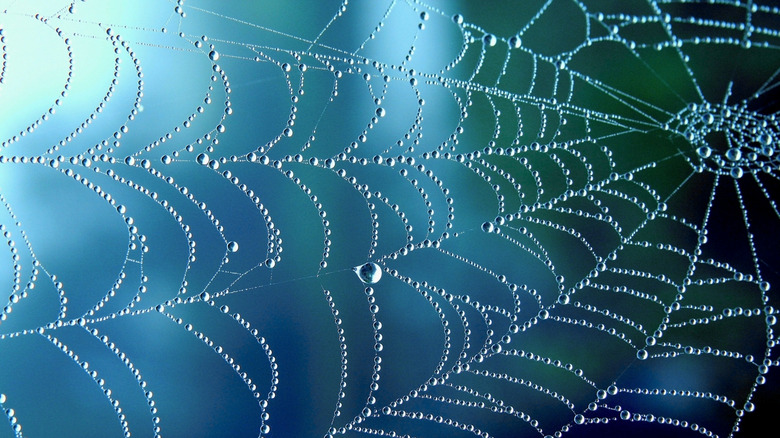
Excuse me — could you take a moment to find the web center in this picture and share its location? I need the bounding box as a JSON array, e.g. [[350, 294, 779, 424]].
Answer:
[[669, 103, 778, 178]]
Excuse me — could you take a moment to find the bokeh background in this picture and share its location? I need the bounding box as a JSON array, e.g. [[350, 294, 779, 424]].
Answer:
[[1, 1, 779, 437]]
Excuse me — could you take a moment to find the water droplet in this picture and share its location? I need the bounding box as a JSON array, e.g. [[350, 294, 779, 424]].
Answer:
[[509, 35, 522, 49], [354, 262, 382, 284], [637, 349, 648, 360], [209, 50, 219, 61], [725, 148, 742, 161], [483, 34, 497, 47], [481, 222, 495, 233], [197, 153, 210, 165], [227, 241, 239, 252], [452, 14, 464, 24], [696, 146, 711, 158]]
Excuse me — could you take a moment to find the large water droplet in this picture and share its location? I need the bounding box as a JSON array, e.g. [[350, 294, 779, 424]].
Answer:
[[354, 262, 382, 284], [696, 146, 711, 158], [209, 50, 220, 61], [725, 148, 742, 161]]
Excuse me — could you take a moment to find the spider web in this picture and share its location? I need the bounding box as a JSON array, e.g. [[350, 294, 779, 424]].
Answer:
[[1, 0, 779, 437]]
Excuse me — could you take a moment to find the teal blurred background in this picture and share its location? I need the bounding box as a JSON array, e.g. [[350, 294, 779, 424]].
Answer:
[[1, 1, 779, 437]]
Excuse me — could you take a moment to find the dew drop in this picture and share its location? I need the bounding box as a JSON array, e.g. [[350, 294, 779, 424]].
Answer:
[[725, 148, 742, 161], [227, 241, 239, 252], [208, 50, 220, 61], [354, 262, 382, 284]]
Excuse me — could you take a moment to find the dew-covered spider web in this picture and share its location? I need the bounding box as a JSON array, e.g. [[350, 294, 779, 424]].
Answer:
[[1, 0, 780, 437]]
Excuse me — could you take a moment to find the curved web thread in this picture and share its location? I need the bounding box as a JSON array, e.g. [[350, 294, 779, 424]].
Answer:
[[0, 0, 779, 437]]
